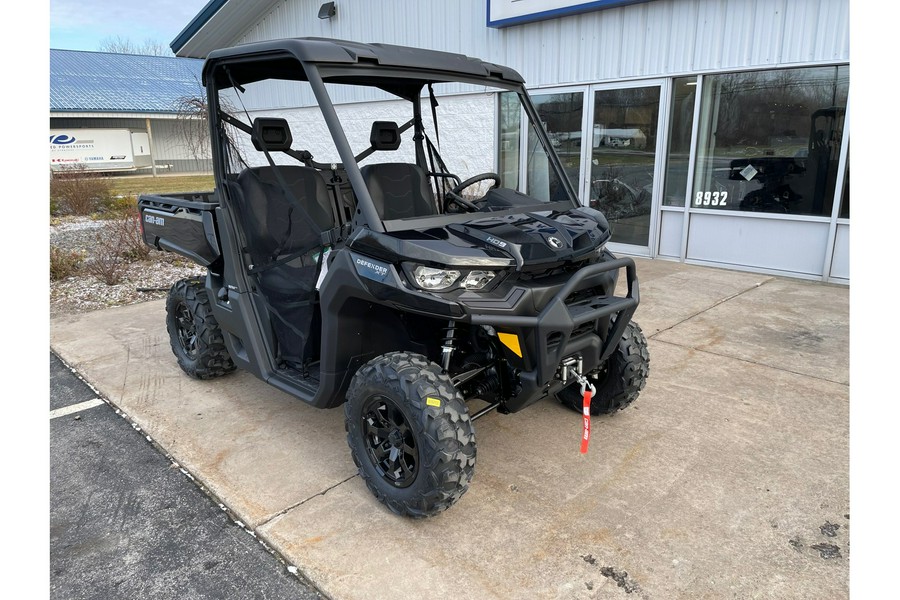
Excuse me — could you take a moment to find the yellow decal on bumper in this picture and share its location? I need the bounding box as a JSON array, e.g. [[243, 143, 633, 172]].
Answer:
[[498, 332, 523, 358]]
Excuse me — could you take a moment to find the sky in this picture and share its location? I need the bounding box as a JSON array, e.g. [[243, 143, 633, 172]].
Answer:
[[50, 0, 212, 53]]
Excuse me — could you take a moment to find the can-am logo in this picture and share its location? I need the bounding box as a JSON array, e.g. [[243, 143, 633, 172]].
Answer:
[[50, 134, 77, 145], [547, 236, 564, 249]]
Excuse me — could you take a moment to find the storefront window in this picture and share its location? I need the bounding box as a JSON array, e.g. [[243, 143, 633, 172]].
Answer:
[[692, 65, 849, 217], [663, 77, 697, 207]]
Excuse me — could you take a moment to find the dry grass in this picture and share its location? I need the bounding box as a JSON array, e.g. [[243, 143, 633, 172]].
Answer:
[[107, 174, 215, 197]]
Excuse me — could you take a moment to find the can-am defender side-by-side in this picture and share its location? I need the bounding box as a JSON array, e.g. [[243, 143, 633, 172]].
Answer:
[[138, 38, 649, 517]]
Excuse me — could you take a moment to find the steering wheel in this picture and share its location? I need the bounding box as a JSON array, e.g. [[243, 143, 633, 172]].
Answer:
[[445, 172, 501, 212]]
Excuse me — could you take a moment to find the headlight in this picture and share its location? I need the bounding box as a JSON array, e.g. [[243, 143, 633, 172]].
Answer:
[[408, 265, 499, 291], [461, 270, 496, 290], [412, 266, 461, 290]]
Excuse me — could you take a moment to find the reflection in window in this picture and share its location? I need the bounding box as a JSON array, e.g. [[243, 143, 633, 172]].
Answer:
[[589, 86, 659, 246], [663, 77, 697, 207], [692, 66, 848, 217]]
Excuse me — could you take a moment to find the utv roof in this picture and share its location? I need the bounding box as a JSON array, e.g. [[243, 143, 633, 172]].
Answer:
[[202, 37, 525, 88]]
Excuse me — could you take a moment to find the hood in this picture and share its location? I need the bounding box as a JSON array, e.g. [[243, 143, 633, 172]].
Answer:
[[348, 206, 610, 271]]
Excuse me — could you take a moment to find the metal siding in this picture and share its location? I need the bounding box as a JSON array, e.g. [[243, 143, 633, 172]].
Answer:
[[198, 0, 846, 94]]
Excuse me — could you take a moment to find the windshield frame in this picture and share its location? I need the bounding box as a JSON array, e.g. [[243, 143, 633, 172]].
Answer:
[[206, 52, 580, 233]]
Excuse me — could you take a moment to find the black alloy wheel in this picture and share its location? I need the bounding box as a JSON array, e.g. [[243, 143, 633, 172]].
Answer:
[[360, 395, 419, 488], [344, 351, 476, 518], [174, 302, 199, 360]]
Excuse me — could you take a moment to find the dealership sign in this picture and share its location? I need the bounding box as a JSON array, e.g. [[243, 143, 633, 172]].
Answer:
[[487, 0, 650, 28]]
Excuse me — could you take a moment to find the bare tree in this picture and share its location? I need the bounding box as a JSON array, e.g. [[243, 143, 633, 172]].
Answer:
[[173, 83, 240, 172], [174, 91, 212, 170], [98, 35, 171, 56]]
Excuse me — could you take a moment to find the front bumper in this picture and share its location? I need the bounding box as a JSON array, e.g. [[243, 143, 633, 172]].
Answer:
[[467, 257, 639, 411]]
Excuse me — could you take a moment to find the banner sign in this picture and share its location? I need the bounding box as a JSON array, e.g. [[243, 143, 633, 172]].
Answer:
[[487, 0, 651, 28]]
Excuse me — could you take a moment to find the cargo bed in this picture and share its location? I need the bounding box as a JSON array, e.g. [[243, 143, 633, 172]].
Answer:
[[138, 192, 221, 266]]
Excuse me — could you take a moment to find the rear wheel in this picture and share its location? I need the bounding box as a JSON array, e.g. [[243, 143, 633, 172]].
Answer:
[[561, 319, 649, 416], [345, 352, 476, 518], [165, 278, 235, 380]]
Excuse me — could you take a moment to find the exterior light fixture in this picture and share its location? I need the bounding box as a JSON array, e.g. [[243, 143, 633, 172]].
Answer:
[[318, 2, 336, 19]]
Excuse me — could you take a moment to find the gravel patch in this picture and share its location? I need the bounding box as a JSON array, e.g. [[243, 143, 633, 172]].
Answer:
[[50, 216, 205, 318]]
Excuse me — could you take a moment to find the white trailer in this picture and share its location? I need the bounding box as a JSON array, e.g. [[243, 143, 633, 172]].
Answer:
[[49, 129, 153, 172]]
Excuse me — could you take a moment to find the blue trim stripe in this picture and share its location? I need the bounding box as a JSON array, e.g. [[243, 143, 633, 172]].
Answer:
[[170, 0, 230, 54], [487, 0, 651, 28]]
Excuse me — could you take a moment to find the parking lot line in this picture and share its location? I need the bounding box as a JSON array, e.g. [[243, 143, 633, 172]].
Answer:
[[49, 398, 105, 420]]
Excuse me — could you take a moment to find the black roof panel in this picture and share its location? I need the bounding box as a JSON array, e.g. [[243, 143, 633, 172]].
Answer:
[[203, 37, 524, 86]]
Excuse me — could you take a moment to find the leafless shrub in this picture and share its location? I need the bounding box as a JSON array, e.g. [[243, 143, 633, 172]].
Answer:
[[85, 243, 127, 286], [50, 246, 84, 281], [50, 165, 112, 216], [107, 206, 152, 262], [83, 206, 154, 285]]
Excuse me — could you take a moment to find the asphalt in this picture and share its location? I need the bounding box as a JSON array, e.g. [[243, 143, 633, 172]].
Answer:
[[49, 257, 850, 599], [49, 352, 323, 600]]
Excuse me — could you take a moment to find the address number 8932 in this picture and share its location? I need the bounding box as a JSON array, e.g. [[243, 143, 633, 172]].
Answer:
[[694, 191, 728, 207]]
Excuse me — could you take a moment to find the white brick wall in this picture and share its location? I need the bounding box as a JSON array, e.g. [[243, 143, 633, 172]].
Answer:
[[240, 93, 497, 182]]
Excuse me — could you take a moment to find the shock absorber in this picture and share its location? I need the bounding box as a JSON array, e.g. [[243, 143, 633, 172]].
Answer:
[[441, 320, 456, 371]]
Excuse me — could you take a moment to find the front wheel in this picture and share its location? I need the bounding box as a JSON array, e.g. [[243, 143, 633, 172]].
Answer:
[[561, 319, 650, 416], [345, 352, 476, 518]]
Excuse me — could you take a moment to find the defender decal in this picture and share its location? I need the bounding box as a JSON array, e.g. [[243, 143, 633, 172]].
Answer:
[[351, 253, 391, 282]]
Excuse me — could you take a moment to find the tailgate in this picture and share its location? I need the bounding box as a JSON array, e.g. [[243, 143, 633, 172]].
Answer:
[[138, 192, 221, 266]]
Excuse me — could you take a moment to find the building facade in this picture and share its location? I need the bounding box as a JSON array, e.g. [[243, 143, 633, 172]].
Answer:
[[173, 0, 850, 283], [50, 50, 213, 174]]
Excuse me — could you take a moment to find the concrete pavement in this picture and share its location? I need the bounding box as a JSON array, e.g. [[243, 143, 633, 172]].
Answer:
[[49, 257, 849, 599]]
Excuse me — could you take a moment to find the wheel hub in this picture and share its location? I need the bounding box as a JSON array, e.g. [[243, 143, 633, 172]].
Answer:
[[388, 429, 404, 448]]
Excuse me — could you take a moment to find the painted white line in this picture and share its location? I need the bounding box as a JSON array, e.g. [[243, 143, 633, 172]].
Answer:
[[49, 398, 105, 420]]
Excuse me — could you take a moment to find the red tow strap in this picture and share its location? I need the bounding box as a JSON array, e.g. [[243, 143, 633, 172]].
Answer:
[[580, 388, 592, 454]]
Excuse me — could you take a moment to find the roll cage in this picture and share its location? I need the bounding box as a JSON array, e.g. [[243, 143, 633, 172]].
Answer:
[[201, 38, 580, 234]]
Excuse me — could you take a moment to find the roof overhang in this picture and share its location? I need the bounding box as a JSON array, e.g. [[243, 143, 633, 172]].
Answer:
[[171, 0, 281, 58]]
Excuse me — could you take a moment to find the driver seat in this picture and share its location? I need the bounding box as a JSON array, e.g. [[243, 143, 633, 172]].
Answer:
[[360, 163, 438, 220]]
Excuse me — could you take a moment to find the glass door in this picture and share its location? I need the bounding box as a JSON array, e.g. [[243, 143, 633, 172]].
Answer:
[[585, 83, 665, 251]]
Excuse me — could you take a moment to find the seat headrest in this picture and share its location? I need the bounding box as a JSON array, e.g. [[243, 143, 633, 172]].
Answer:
[[252, 118, 293, 151], [370, 121, 401, 151]]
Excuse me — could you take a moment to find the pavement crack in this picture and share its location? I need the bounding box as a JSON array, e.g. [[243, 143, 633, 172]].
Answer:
[[258, 474, 359, 528], [652, 337, 849, 386], [647, 277, 775, 340]]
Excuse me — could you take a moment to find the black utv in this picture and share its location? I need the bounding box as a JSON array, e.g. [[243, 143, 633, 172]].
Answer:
[[138, 38, 649, 517]]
